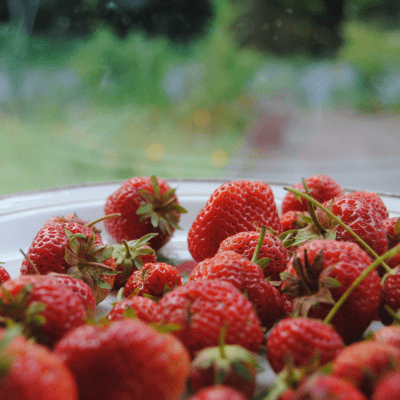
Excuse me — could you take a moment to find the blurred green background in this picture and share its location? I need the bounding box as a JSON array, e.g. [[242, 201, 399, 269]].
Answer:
[[1, 0, 400, 195]]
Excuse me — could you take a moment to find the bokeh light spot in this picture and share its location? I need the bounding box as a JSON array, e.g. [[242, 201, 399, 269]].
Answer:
[[145, 142, 165, 162], [210, 149, 229, 168], [193, 109, 211, 128]]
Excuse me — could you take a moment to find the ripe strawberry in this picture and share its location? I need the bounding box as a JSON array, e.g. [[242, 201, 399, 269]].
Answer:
[[43, 213, 101, 235], [20, 221, 117, 304], [290, 373, 368, 400], [372, 370, 400, 400], [382, 216, 400, 268], [107, 296, 162, 324], [0, 263, 11, 284], [188, 385, 247, 400], [332, 341, 400, 396], [156, 279, 264, 357], [54, 319, 190, 400], [189, 343, 259, 399], [280, 211, 307, 232], [217, 230, 291, 280], [0, 327, 78, 400], [266, 317, 344, 373], [123, 262, 182, 299], [378, 267, 400, 325], [372, 325, 400, 348], [345, 191, 389, 221], [48, 273, 96, 317], [103, 175, 187, 250], [188, 180, 282, 262], [112, 233, 157, 288], [0, 275, 87, 348], [281, 174, 344, 215], [189, 251, 282, 328], [281, 239, 382, 344]]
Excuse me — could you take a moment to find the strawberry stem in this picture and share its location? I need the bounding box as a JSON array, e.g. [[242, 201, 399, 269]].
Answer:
[[85, 213, 121, 228], [284, 187, 392, 273], [251, 225, 267, 263], [301, 178, 326, 236], [19, 249, 40, 275], [324, 244, 400, 324]]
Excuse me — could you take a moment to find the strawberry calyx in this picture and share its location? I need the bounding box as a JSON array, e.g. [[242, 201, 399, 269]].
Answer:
[[281, 250, 341, 317], [136, 175, 187, 236], [63, 228, 118, 291], [0, 324, 24, 379], [112, 233, 157, 283], [0, 285, 47, 341]]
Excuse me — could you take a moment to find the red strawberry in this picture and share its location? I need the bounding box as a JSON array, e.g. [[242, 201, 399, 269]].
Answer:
[[112, 233, 157, 288], [103, 175, 187, 250], [188, 385, 247, 400], [372, 325, 400, 348], [290, 373, 368, 400], [189, 342, 259, 399], [0, 327, 78, 400], [332, 341, 400, 396], [345, 191, 389, 221], [123, 262, 182, 299], [382, 216, 400, 268], [189, 251, 282, 329], [0, 263, 11, 284], [217, 230, 291, 280], [107, 296, 162, 324], [378, 267, 400, 325], [280, 211, 307, 232], [0, 275, 87, 348], [188, 180, 282, 262], [372, 370, 400, 400], [20, 221, 116, 304], [281, 174, 344, 215], [48, 273, 96, 317], [156, 279, 264, 357], [43, 213, 101, 235], [54, 319, 190, 400], [266, 317, 344, 373], [281, 239, 382, 344]]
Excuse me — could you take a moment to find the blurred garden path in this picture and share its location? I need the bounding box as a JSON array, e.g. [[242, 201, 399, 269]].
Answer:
[[224, 109, 400, 195]]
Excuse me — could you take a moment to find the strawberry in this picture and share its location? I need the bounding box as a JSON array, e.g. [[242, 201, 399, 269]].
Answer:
[[382, 216, 400, 268], [111, 233, 157, 288], [189, 251, 282, 329], [372, 370, 400, 400], [20, 221, 117, 304], [378, 267, 400, 325], [0, 275, 87, 348], [372, 325, 400, 348], [345, 191, 389, 221], [123, 262, 182, 299], [103, 175, 187, 250], [187, 385, 247, 400], [281, 174, 344, 215], [48, 273, 96, 317], [107, 295, 162, 324], [188, 180, 282, 262], [0, 263, 11, 285], [217, 230, 291, 280], [289, 373, 368, 400], [54, 319, 190, 400], [189, 342, 260, 399], [280, 211, 307, 232], [43, 213, 101, 235], [266, 317, 344, 374], [332, 341, 400, 396], [156, 279, 264, 357], [280, 239, 382, 344], [0, 327, 78, 400]]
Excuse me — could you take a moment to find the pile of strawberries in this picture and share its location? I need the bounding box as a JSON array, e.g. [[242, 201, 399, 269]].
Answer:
[[1, 174, 400, 400]]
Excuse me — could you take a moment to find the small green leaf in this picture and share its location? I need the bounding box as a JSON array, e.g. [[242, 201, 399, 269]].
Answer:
[[137, 203, 153, 215], [323, 277, 342, 289], [231, 361, 255, 382], [151, 213, 160, 228], [91, 273, 111, 289], [150, 175, 160, 198], [256, 258, 272, 269]]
